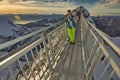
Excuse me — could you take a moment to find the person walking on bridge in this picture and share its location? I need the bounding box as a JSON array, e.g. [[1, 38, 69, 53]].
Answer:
[[76, 6, 95, 26], [65, 10, 76, 44]]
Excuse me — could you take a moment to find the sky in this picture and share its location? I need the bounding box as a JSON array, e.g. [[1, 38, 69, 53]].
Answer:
[[0, 0, 120, 15]]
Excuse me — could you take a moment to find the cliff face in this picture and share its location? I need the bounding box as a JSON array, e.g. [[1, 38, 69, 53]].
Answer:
[[93, 16, 120, 37]]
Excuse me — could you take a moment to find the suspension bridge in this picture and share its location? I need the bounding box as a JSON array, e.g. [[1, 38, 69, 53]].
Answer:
[[0, 0, 120, 80], [0, 14, 119, 80]]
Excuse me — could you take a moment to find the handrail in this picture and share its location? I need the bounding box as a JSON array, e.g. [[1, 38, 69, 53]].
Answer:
[[0, 23, 65, 67], [0, 36, 43, 70], [0, 27, 50, 50], [0, 22, 63, 50], [81, 15, 120, 80], [85, 18, 120, 57], [0, 22, 67, 80]]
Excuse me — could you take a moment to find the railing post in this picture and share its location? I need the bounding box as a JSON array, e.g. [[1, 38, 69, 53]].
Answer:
[[48, 35, 55, 62], [43, 37, 53, 71], [17, 59, 28, 80], [63, 23, 67, 42], [8, 67, 16, 80], [24, 54, 35, 80]]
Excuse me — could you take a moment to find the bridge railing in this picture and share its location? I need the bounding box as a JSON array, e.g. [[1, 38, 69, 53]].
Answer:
[[81, 15, 120, 80], [0, 23, 67, 80]]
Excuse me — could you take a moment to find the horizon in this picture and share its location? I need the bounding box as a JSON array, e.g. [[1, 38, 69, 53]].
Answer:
[[0, 12, 120, 16]]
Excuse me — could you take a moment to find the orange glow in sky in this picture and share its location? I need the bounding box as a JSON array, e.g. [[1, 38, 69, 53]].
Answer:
[[0, 0, 120, 15], [0, 1, 76, 14]]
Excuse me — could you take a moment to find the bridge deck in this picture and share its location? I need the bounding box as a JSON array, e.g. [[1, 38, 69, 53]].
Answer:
[[51, 23, 85, 80]]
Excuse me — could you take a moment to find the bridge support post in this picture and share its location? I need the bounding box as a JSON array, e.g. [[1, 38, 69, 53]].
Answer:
[[47, 34, 56, 65], [43, 37, 53, 71]]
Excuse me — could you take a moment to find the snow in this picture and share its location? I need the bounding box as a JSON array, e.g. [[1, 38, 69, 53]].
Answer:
[[110, 37, 120, 47], [87, 16, 96, 26], [0, 51, 8, 57], [0, 16, 20, 37], [0, 15, 64, 44]]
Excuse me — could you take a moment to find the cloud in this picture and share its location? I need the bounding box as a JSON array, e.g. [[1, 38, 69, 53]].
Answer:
[[0, 0, 77, 8], [0, 0, 119, 15], [1, 0, 75, 3], [0, 0, 76, 14], [82, 0, 120, 15], [16, 1, 76, 7], [0, 1, 77, 14], [95, 0, 120, 7], [0, 0, 78, 14]]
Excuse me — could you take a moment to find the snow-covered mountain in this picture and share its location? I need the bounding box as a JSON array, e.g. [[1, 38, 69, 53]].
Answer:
[[0, 14, 64, 44], [93, 16, 120, 37], [0, 16, 21, 43], [93, 15, 120, 47], [0, 16, 17, 36]]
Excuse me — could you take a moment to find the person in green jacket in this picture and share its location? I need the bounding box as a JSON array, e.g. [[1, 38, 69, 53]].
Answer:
[[65, 10, 76, 44]]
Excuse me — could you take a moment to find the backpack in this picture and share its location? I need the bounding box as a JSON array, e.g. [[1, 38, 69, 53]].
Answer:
[[83, 8, 90, 18]]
